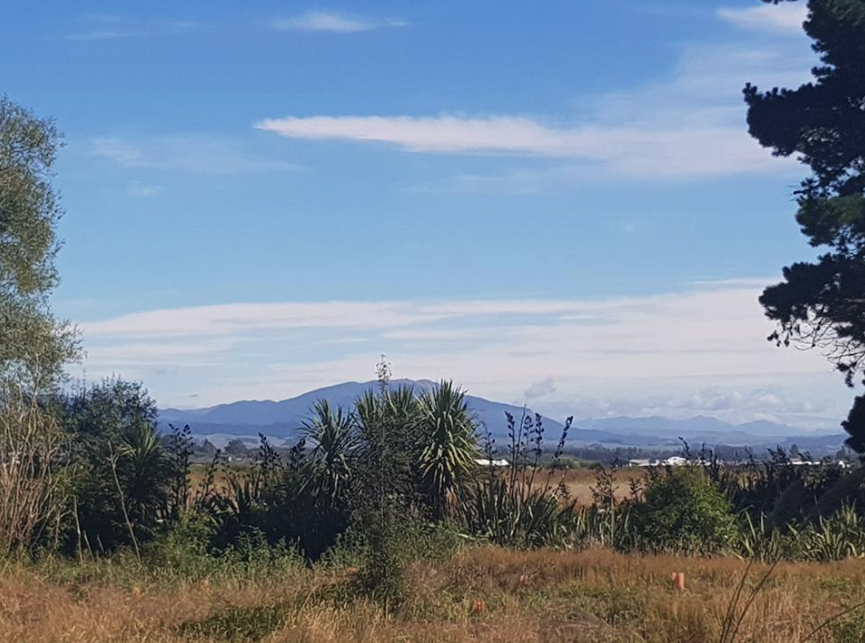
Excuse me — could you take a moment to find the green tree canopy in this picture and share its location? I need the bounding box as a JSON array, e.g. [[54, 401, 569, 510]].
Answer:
[[0, 96, 77, 389], [744, 0, 865, 450], [63, 378, 171, 551]]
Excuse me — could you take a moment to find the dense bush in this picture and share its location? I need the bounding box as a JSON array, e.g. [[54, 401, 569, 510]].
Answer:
[[788, 504, 865, 562], [626, 466, 738, 554], [60, 379, 179, 555], [176, 378, 484, 602], [459, 475, 578, 548], [12, 368, 865, 603], [457, 412, 579, 549]]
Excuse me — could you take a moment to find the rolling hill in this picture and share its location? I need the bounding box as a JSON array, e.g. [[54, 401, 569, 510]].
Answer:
[[159, 379, 564, 441], [158, 379, 845, 452]]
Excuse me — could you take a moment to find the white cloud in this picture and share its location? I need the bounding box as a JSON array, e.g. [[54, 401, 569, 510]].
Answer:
[[257, 37, 813, 181], [257, 114, 792, 179], [77, 281, 846, 424], [717, 4, 808, 34], [82, 301, 448, 339], [271, 11, 406, 33], [688, 277, 773, 287], [90, 136, 300, 174], [545, 385, 844, 430], [525, 377, 557, 400]]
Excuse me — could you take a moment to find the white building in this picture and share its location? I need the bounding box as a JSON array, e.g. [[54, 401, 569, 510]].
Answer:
[[475, 458, 510, 467]]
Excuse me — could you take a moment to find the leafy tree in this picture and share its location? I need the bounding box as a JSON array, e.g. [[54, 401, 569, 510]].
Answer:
[[63, 378, 171, 552], [843, 396, 865, 451], [0, 96, 77, 389], [744, 0, 865, 450], [224, 438, 250, 457], [197, 438, 218, 457], [0, 97, 78, 551]]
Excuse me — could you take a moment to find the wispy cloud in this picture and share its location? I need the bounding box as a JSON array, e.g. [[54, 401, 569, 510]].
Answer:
[[543, 386, 841, 430], [256, 113, 789, 179], [77, 280, 843, 423], [271, 10, 406, 33], [90, 136, 300, 174], [717, 3, 808, 34], [82, 301, 448, 339], [257, 37, 812, 181], [524, 377, 556, 400]]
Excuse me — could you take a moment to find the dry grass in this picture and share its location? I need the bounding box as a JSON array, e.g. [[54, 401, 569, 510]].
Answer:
[[187, 464, 637, 509], [187, 465, 639, 507], [1, 548, 864, 642], [552, 467, 641, 505]]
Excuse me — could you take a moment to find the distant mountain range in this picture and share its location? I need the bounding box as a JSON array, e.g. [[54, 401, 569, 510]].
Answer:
[[158, 379, 847, 453], [160, 379, 562, 442]]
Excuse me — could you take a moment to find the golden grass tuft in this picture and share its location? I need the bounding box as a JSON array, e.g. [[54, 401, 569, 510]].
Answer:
[[1, 547, 864, 642]]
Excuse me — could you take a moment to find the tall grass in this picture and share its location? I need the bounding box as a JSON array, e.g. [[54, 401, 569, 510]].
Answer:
[[457, 412, 580, 548], [3, 546, 865, 643], [0, 383, 66, 551]]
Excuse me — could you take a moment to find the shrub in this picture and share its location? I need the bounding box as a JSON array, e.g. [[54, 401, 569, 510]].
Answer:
[[143, 512, 305, 586], [736, 512, 790, 561], [789, 504, 865, 562], [208, 435, 351, 562], [572, 503, 635, 551], [459, 475, 578, 548], [457, 413, 577, 548], [349, 385, 422, 604], [627, 466, 738, 554], [0, 387, 67, 551], [353, 501, 412, 604], [142, 511, 220, 580], [62, 378, 175, 554]]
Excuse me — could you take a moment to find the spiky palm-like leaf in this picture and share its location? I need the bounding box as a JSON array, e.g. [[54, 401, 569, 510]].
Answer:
[[354, 385, 421, 462], [418, 380, 479, 518], [118, 421, 168, 524], [300, 400, 358, 504], [459, 475, 576, 548]]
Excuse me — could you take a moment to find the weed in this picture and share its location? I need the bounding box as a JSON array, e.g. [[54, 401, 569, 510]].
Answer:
[[178, 604, 287, 642]]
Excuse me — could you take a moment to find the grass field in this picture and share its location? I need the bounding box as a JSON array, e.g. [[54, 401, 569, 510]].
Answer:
[[556, 468, 643, 505], [3, 547, 864, 643], [187, 464, 642, 508]]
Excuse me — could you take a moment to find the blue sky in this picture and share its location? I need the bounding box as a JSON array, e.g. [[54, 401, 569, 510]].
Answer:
[[1, 1, 852, 428]]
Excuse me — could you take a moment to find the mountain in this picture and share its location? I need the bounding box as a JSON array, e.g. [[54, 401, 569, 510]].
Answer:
[[776, 433, 848, 453], [578, 415, 793, 438], [572, 415, 814, 446], [159, 379, 840, 451], [159, 379, 564, 441]]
